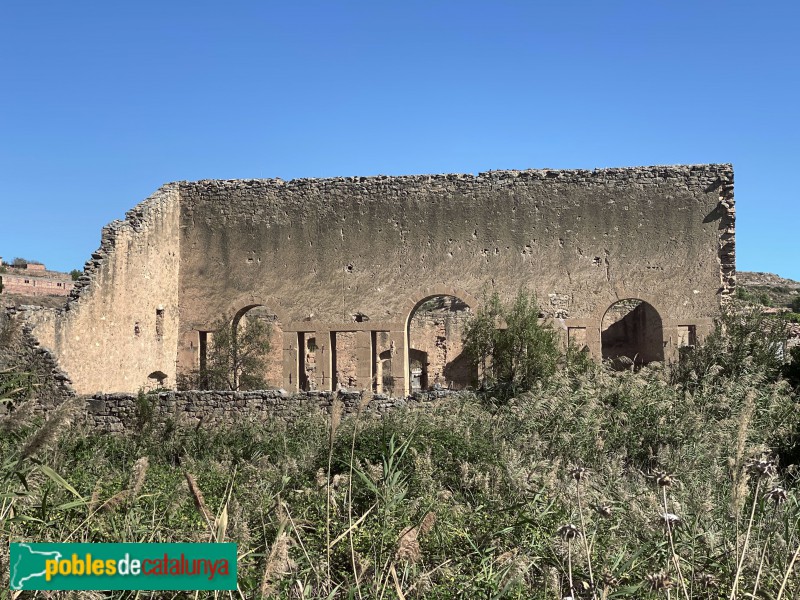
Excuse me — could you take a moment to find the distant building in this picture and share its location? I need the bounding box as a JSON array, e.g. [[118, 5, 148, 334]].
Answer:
[[0, 264, 74, 297]]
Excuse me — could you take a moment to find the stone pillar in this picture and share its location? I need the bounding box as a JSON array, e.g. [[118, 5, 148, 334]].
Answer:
[[394, 329, 408, 396], [317, 330, 334, 391], [282, 331, 299, 392], [375, 358, 383, 394], [355, 330, 373, 391]]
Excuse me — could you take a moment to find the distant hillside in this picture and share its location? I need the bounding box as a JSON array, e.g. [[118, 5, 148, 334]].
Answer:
[[737, 271, 800, 309]]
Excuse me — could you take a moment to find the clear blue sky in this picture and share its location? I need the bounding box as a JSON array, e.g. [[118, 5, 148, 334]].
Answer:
[[1, 1, 798, 279]]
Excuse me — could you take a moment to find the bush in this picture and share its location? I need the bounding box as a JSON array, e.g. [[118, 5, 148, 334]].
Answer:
[[792, 294, 800, 313], [785, 345, 800, 389], [670, 301, 789, 390], [179, 314, 272, 390], [736, 286, 773, 306], [1, 360, 799, 597], [463, 289, 559, 400]]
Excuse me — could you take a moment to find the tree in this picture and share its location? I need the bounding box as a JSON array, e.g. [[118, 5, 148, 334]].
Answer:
[[463, 289, 559, 399], [69, 269, 81, 281], [792, 294, 800, 313], [200, 313, 272, 390]]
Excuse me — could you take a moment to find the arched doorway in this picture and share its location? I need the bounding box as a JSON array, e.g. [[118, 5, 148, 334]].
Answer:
[[406, 295, 476, 391], [200, 304, 283, 390], [601, 299, 664, 369]]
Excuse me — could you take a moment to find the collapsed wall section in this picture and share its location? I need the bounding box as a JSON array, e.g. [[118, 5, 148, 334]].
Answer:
[[27, 186, 182, 394]]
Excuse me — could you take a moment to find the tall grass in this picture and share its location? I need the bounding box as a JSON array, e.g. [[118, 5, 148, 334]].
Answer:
[[1, 361, 798, 598]]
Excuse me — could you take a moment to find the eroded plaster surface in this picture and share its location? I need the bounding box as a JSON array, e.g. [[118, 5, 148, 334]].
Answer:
[[24, 164, 734, 394]]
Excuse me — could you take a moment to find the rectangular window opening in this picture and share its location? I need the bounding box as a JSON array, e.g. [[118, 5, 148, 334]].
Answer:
[[155, 307, 165, 341], [677, 325, 697, 348]]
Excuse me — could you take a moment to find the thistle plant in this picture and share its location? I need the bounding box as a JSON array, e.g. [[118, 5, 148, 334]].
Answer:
[[729, 457, 776, 600], [654, 470, 690, 600], [570, 466, 597, 600], [557, 523, 581, 598]]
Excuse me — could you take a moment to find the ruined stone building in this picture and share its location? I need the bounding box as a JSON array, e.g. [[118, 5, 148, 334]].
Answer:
[[23, 164, 735, 395]]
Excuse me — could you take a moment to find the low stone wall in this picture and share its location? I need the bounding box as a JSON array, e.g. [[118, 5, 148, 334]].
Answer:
[[85, 388, 456, 433]]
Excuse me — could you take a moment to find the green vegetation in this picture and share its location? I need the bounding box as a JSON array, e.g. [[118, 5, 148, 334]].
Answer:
[[792, 295, 800, 313], [0, 369, 37, 406], [70, 269, 82, 281], [736, 274, 800, 311], [9, 257, 42, 268], [736, 286, 774, 307], [178, 314, 272, 391], [670, 303, 789, 389], [785, 346, 800, 390], [2, 304, 799, 598], [463, 289, 559, 400]]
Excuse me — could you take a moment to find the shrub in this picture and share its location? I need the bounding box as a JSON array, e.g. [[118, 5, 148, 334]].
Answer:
[[785, 345, 800, 389], [671, 301, 788, 390], [463, 289, 559, 399]]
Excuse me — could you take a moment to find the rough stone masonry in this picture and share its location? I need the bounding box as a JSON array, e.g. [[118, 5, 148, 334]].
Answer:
[[20, 164, 735, 395]]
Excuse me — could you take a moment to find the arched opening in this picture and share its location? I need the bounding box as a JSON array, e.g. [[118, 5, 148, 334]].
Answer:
[[147, 371, 168, 388], [601, 299, 664, 369], [222, 304, 283, 390], [407, 295, 476, 390]]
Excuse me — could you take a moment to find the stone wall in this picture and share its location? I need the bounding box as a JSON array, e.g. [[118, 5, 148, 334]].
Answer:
[[26, 186, 182, 394], [176, 165, 734, 395], [0, 305, 76, 410], [85, 389, 448, 433], [408, 297, 473, 389], [1, 274, 74, 297], [22, 164, 735, 395]]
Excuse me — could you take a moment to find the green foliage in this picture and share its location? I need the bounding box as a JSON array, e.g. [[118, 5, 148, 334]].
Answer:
[[0, 368, 36, 402], [736, 285, 773, 306], [1, 365, 798, 598], [200, 314, 272, 390], [785, 345, 800, 389], [670, 301, 789, 390], [463, 289, 559, 399], [134, 389, 156, 433], [792, 294, 800, 313], [69, 269, 81, 281]]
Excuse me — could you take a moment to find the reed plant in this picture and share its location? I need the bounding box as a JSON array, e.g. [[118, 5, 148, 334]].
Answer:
[[1, 340, 798, 598]]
